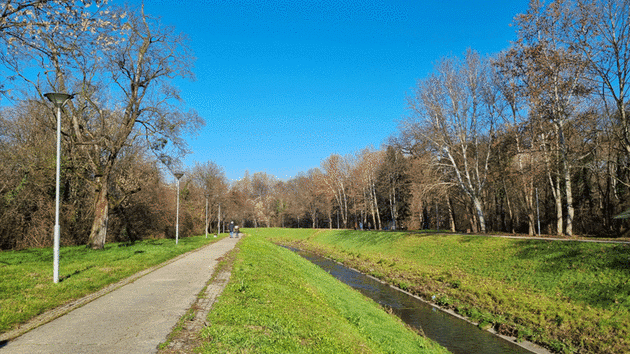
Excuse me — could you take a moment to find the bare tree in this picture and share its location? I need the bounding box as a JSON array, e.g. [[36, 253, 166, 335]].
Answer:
[[320, 154, 351, 228], [509, 0, 594, 236], [2, 3, 202, 248], [354, 148, 384, 230], [294, 169, 327, 228], [192, 161, 228, 234], [494, 51, 547, 235], [377, 146, 410, 230], [1, 1, 122, 100], [566, 0, 630, 158], [250, 172, 278, 227], [79, 8, 203, 248], [404, 49, 497, 233], [557, 0, 630, 223]]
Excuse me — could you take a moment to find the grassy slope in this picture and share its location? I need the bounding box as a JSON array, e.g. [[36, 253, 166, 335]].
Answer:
[[198, 234, 448, 354], [0, 235, 222, 333], [257, 228, 630, 354]]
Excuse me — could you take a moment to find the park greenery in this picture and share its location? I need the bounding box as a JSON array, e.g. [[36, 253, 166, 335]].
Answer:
[[2, 230, 449, 353], [1, 0, 630, 252], [1, 227, 628, 353], [260, 227, 630, 354], [2, 0, 629, 352], [194, 233, 448, 354], [0, 234, 220, 335]]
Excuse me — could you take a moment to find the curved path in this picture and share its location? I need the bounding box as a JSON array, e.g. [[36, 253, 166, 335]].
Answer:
[[1, 236, 240, 354]]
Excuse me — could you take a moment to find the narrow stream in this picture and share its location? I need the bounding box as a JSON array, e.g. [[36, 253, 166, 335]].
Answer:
[[284, 246, 533, 354]]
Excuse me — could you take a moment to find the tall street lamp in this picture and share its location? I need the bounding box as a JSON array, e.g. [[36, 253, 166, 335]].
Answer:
[[173, 172, 184, 245], [44, 92, 74, 284], [205, 194, 208, 239]]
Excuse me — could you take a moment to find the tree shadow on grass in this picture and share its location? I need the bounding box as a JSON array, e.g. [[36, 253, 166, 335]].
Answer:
[[325, 230, 409, 248], [513, 240, 630, 309]]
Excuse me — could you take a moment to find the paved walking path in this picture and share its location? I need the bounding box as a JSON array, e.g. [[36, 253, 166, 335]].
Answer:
[[1, 236, 240, 354]]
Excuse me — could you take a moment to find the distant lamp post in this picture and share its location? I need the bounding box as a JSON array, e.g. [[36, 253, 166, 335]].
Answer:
[[45, 92, 74, 284], [173, 172, 184, 244], [205, 194, 208, 239]]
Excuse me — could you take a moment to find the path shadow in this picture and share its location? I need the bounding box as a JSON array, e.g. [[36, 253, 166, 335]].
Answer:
[[59, 265, 96, 282]]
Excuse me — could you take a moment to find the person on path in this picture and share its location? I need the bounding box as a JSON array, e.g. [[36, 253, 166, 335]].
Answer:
[[229, 221, 235, 238]]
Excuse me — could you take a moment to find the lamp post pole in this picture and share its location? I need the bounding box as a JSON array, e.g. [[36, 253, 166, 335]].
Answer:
[[174, 172, 184, 245], [44, 92, 74, 284], [205, 195, 208, 239]]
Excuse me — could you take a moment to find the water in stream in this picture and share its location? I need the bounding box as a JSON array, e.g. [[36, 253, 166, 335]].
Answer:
[[285, 246, 533, 354]]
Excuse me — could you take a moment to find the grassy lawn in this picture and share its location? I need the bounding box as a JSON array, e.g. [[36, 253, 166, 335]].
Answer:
[[197, 234, 448, 354], [257, 228, 630, 354], [0, 235, 223, 334]]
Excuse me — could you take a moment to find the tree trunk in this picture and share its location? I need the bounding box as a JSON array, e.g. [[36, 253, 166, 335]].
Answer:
[[554, 173, 564, 235], [471, 207, 479, 233], [310, 209, 317, 228], [557, 121, 573, 236], [342, 188, 348, 228], [505, 189, 515, 234], [417, 199, 424, 230], [473, 196, 486, 233], [389, 183, 398, 230], [368, 189, 376, 230], [564, 159, 574, 236], [389, 191, 394, 229], [87, 176, 109, 249], [372, 184, 382, 230], [525, 188, 535, 236], [447, 196, 456, 232]]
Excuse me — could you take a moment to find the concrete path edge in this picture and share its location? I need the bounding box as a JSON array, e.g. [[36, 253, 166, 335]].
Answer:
[[0, 237, 227, 343]]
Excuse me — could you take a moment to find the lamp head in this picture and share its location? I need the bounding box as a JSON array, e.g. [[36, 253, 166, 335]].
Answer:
[[44, 92, 74, 108]]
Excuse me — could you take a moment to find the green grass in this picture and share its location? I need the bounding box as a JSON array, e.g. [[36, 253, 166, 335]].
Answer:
[[198, 234, 448, 354], [257, 228, 630, 354], [0, 235, 224, 334]]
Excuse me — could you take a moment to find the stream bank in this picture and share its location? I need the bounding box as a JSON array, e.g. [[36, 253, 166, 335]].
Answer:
[[284, 245, 551, 354], [254, 227, 630, 354]]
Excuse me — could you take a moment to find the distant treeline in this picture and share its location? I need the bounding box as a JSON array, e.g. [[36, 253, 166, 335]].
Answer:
[[1, 0, 629, 249]]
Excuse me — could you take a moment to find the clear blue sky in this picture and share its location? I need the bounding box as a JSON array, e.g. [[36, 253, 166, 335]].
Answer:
[[123, 0, 530, 182]]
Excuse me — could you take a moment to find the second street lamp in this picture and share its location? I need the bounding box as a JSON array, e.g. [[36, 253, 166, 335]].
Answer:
[[173, 172, 184, 245], [44, 92, 74, 284], [205, 194, 208, 239]]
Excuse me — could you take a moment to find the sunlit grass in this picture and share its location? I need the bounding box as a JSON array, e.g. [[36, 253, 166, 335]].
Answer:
[[0, 235, 223, 334], [198, 235, 448, 354], [258, 228, 630, 354]]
